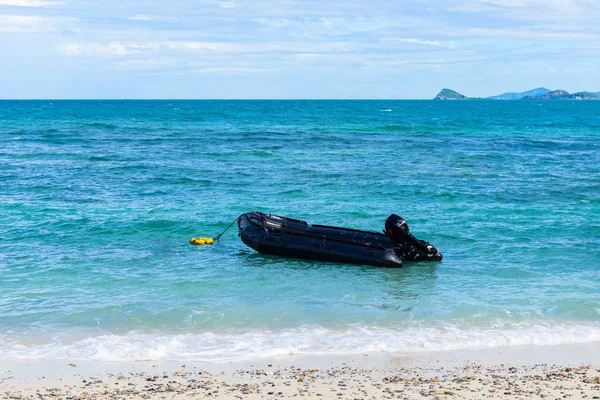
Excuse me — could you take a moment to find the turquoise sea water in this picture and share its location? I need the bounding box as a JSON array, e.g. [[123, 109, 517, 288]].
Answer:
[[1, 100, 599, 361]]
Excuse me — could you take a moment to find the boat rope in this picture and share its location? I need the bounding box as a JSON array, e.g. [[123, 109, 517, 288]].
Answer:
[[213, 216, 241, 242], [190, 215, 241, 245]]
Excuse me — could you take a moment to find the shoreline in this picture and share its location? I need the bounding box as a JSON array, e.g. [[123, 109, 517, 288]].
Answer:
[[3, 323, 599, 363], [2, 343, 599, 399]]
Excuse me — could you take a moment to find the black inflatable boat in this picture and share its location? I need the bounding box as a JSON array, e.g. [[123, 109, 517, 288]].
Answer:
[[238, 212, 442, 267]]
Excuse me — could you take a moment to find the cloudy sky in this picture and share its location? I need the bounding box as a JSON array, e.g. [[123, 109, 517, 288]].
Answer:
[[1, 0, 599, 98]]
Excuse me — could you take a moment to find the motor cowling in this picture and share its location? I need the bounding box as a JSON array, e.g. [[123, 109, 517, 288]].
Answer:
[[385, 214, 442, 262]]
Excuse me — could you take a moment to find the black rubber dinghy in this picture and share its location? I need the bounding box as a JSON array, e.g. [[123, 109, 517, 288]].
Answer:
[[238, 212, 442, 268]]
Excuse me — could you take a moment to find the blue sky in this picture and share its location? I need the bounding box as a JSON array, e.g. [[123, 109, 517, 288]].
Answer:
[[0, 0, 599, 98]]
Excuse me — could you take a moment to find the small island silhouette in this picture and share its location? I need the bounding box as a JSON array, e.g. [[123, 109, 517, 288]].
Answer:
[[434, 88, 600, 100]]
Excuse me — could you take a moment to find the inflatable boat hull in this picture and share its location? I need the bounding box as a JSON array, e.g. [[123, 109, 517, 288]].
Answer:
[[238, 212, 405, 267]]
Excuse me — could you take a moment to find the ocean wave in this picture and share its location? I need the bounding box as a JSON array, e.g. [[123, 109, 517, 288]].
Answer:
[[84, 122, 119, 129], [1, 324, 599, 362]]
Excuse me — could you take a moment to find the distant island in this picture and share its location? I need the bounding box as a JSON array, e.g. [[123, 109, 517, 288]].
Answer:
[[434, 88, 600, 100]]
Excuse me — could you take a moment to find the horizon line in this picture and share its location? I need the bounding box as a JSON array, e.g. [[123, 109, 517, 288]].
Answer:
[[2, 98, 439, 101], [0, 97, 565, 101]]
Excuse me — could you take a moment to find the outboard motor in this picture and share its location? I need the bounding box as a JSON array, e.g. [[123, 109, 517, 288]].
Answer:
[[385, 214, 442, 261]]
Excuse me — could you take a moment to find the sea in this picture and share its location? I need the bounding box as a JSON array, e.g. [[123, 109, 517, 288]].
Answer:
[[1, 100, 599, 362]]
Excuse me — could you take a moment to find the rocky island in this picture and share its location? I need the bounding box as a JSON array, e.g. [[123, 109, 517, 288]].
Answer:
[[434, 88, 600, 100], [433, 88, 471, 100]]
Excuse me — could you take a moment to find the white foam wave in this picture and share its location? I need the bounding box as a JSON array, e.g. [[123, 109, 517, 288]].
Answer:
[[1, 325, 600, 362]]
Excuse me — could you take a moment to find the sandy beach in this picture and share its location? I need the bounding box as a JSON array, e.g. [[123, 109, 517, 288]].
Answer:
[[2, 345, 599, 399]]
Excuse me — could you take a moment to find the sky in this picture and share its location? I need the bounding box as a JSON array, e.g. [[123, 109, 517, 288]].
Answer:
[[0, 0, 599, 99]]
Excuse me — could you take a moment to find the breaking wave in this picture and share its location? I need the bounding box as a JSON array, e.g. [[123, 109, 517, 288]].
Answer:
[[1, 324, 599, 362]]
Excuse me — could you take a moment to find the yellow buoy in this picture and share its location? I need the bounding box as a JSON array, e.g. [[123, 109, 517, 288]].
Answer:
[[190, 237, 215, 245]]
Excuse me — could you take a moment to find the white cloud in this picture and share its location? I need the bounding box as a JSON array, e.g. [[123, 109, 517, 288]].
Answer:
[[292, 53, 321, 61], [381, 37, 456, 48], [128, 14, 158, 22], [201, 0, 237, 8], [112, 57, 269, 75], [218, 1, 236, 8], [193, 66, 268, 74], [480, 0, 592, 8], [548, 65, 595, 74], [59, 40, 360, 57], [0, 0, 64, 6], [463, 27, 600, 40], [253, 18, 293, 28], [59, 42, 145, 56], [449, 0, 599, 20], [453, 0, 595, 9], [114, 57, 178, 70], [128, 14, 177, 22], [0, 14, 69, 32], [0, 14, 41, 23]]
